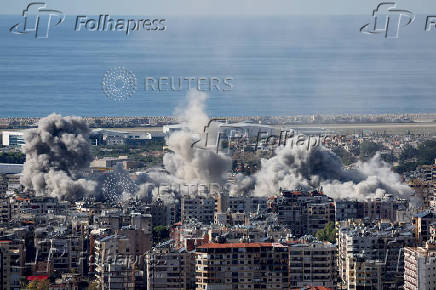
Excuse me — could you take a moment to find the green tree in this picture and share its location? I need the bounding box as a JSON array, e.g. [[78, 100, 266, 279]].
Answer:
[[315, 222, 337, 244], [396, 141, 436, 173], [359, 141, 384, 161], [416, 140, 436, 164], [332, 146, 356, 166], [25, 280, 49, 290], [87, 281, 100, 290], [399, 144, 418, 162], [153, 225, 170, 243], [0, 151, 25, 164]]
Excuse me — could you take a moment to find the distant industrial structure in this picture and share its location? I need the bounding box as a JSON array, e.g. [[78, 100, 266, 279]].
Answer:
[[89, 128, 152, 146], [1, 131, 24, 147]]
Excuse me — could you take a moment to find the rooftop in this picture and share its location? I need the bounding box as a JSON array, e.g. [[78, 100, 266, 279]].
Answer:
[[197, 242, 286, 249], [0, 163, 23, 174]]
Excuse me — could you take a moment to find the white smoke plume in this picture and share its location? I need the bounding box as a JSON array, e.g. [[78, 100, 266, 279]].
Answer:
[[229, 173, 255, 196], [162, 90, 231, 185], [20, 114, 96, 200], [135, 90, 232, 202], [254, 142, 412, 200]]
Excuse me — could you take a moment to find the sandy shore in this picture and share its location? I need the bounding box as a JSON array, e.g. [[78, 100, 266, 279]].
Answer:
[[112, 122, 436, 135], [2, 122, 436, 135]]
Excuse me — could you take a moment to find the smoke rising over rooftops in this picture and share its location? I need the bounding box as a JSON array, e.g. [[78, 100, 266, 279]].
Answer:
[[20, 113, 96, 200], [19, 94, 413, 205], [254, 142, 413, 201]]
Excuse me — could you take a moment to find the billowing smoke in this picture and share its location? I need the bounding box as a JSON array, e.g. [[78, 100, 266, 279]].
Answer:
[[254, 142, 412, 200], [134, 90, 232, 203], [162, 90, 231, 185], [20, 114, 96, 200], [229, 173, 255, 196], [133, 169, 184, 204]]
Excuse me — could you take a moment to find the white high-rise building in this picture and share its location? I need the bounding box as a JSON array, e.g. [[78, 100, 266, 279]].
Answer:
[[1, 131, 24, 147], [404, 243, 436, 290]]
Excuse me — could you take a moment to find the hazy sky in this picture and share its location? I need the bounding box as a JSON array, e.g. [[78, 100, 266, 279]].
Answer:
[[1, 0, 436, 15]]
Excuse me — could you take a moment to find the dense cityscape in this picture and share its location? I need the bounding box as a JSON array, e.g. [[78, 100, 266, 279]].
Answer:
[[0, 94, 435, 290], [3, 0, 436, 289]]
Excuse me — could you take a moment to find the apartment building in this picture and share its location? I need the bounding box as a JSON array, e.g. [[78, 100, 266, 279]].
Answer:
[[345, 255, 383, 289], [195, 242, 289, 289], [0, 175, 7, 195], [288, 240, 337, 289], [151, 200, 180, 227], [214, 212, 247, 226], [94, 234, 146, 289], [181, 196, 215, 225], [335, 197, 408, 222], [414, 210, 436, 245], [0, 197, 10, 224], [146, 241, 196, 289], [216, 193, 268, 214], [0, 241, 11, 290], [335, 200, 364, 221], [270, 189, 334, 237], [338, 222, 415, 289], [404, 243, 436, 290]]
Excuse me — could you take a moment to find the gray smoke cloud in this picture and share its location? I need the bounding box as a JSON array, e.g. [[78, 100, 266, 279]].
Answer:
[[135, 90, 232, 202], [20, 114, 96, 200], [162, 90, 231, 185], [229, 173, 255, 196], [254, 141, 412, 200]]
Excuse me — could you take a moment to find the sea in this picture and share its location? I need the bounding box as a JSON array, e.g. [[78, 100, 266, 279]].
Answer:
[[0, 15, 435, 117]]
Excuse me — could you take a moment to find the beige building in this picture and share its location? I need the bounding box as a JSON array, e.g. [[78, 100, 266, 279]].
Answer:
[[413, 210, 436, 245], [181, 196, 215, 224], [345, 255, 383, 289], [271, 190, 335, 237], [404, 243, 436, 290], [288, 240, 337, 289], [214, 212, 247, 226], [338, 222, 415, 289], [146, 243, 195, 289], [94, 233, 148, 289], [216, 193, 268, 214], [195, 242, 289, 289]]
